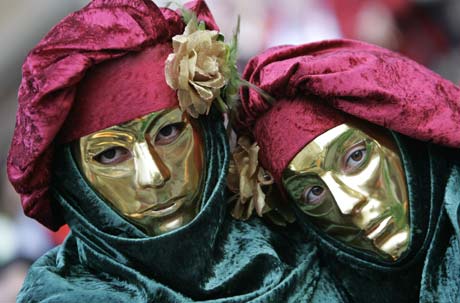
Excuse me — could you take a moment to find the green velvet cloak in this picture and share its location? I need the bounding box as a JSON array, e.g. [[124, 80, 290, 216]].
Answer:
[[17, 113, 346, 303], [294, 134, 460, 303]]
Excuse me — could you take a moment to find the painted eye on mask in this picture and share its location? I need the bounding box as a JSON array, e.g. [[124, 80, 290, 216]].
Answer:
[[343, 141, 367, 173], [155, 123, 185, 145], [302, 185, 327, 205], [94, 147, 131, 165]]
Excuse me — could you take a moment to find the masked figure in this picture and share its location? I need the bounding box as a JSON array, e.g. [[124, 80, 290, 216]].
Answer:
[[236, 39, 460, 302], [7, 1, 345, 302]]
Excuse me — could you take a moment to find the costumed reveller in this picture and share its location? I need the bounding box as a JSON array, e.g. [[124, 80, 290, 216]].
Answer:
[[7, 0, 346, 302], [235, 39, 460, 303]]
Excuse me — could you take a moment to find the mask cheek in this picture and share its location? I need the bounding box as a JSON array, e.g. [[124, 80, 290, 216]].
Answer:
[[101, 177, 136, 210], [306, 193, 343, 225], [343, 155, 381, 193], [81, 159, 140, 211], [160, 129, 204, 198], [157, 129, 193, 168]]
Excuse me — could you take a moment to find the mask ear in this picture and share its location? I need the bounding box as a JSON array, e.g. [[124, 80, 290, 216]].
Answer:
[[185, 0, 220, 31]]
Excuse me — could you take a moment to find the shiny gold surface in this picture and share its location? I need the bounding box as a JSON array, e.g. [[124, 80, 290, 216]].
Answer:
[[282, 123, 409, 260], [75, 107, 205, 236]]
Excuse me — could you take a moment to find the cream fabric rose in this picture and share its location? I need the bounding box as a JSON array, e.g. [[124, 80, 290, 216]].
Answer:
[[227, 136, 296, 225], [165, 21, 228, 118], [227, 136, 274, 220]]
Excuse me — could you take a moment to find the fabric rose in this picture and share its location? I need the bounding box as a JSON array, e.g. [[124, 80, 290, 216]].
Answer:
[[227, 136, 296, 225], [227, 136, 274, 220], [165, 20, 228, 117]]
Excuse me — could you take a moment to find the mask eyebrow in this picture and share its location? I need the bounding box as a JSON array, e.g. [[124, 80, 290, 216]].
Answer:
[[287, 125, 353, 174], [116, 111, 162, 132], [145, 108, 185, 135], [105, 109, 174, 141]]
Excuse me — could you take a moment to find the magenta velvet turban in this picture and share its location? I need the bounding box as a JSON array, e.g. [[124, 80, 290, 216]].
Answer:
[[7, 0, 219, 230], [238, 39, 460, 183]]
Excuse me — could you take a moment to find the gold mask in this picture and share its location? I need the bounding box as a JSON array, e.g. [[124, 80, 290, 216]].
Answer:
[[75, 107, 205, 236], [282, 123, 409, 260]]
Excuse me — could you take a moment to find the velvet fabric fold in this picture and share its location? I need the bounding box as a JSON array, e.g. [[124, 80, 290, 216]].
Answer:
[[17, 113, 346, 303], [293, 134, 460, 302]]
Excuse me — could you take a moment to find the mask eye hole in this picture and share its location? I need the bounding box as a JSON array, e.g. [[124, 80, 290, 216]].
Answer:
[[94, 147, 131, 165], [342, 141, 368, 173], [302, 185, 327, 205], [155, 123, 185, 146]]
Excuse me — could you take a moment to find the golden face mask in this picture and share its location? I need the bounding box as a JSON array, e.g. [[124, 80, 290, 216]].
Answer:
[[282, 123, 409, 260], [75, 107, 205, 236]]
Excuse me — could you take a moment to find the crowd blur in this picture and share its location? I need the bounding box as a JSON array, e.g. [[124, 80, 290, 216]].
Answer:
[[1, 0, 459, 301]]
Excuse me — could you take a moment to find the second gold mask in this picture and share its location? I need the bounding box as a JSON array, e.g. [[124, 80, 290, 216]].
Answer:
[[282, 123, 409, 261]]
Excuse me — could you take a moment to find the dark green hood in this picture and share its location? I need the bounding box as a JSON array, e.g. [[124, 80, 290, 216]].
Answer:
[[294, 133, 460, 303]]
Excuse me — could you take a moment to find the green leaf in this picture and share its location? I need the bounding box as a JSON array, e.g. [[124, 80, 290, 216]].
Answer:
[[240, 79, 275, 105], [171, 1, 197, 25], [221, 16, 242, 111]]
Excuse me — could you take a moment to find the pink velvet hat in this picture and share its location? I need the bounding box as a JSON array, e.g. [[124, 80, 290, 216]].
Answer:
[[7, 0, 219, 230], [237, 39, 460, 183]]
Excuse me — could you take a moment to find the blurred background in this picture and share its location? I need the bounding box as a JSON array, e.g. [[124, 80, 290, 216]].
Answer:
[[1, 0, 459, 301]]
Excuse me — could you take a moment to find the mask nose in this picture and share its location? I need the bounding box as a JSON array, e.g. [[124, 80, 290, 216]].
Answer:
[[321, 172, 367, 215], [133, 142, 170, 188]]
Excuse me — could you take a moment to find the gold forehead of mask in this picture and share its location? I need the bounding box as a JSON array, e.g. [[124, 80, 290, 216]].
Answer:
[[75, 107, 205, 236], [282, 123, 409, 261]]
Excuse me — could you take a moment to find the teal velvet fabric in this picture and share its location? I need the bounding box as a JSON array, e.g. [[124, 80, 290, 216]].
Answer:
[[294, 134, 460, 303], [17, 112, 346, 303]]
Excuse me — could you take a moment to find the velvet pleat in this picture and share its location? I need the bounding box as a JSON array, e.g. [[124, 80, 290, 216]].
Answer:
[[17, 111, 346, 302]]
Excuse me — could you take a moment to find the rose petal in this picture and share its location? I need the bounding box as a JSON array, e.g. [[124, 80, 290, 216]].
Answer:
[[247, 144, 259, 177], [238, 137, 251, 150], [254, 184, 267, 217], [188, 31, 212, 50], [164, 54, 177, 88], [227, 161, 240, 193], [189, 81, 214, 100], [195, 73, 225, 89], [184, 19, 198, 36], [172, 35, 188, 53], [178, 58, 190, 90], [178, 89, 192, 108], [196, 56, 219, 75], [188, 89, 209, 115], [193, 101, 209, 116], [239, 166, 254, 200], [231, 196, 253, 220]]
